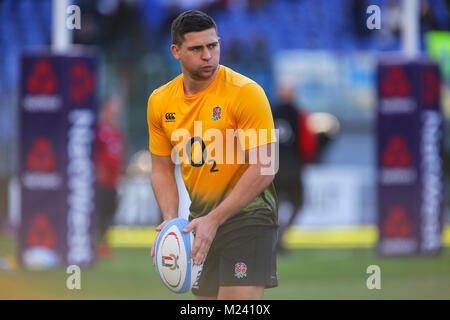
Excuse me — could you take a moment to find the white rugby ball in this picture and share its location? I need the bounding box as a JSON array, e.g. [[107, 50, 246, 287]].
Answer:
[[155, 218, 202, 293]]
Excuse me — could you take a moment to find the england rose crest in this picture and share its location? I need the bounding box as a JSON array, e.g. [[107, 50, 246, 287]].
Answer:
[[212, 106, 221, 121], [234, 262, 247, 279]]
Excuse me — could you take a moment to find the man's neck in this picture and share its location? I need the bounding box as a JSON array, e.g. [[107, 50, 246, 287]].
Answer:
[[183, 66, 219, 96]]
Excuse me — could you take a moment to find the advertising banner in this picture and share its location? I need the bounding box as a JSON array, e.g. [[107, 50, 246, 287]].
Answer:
[[19, 53, 97, 268], [377, 59, 444, 255]]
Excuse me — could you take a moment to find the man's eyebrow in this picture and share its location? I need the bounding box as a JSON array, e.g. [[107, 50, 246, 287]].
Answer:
[[187, 41, 218, 50], [187, 45, 203, 50]]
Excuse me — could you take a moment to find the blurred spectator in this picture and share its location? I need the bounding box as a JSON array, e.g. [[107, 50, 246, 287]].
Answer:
[[160, 0, 217, 10], [0, 176, 8, 234], [273, 83, 318, 254], [248, 0, 268, 10], [273, 83, 340, 254], [223, 33, 272, 97], [378, 0, 402, 49], [73, 0, 149, 111], [223, 37, 245, 66], [384, 0, 402, 35], [159, 0, 219, 34], [100, 0, 148, 61], [351, 0, 370, 39], [420, 0, 440, 33], [95, 95, 126, 259], [251, 33, 270, 67]]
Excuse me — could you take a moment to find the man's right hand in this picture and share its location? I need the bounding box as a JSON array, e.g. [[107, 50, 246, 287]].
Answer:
[[150, 219, 173, 266]]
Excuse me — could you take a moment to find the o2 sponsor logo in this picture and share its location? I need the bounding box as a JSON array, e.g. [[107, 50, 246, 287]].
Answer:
[[170, 121, 278, 176]]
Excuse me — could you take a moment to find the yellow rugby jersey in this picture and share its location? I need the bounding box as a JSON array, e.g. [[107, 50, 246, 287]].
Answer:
[[147, 65, 278, 232]]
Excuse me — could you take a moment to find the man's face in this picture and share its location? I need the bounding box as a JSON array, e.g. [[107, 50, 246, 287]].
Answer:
[[171, 28, 220, 80]]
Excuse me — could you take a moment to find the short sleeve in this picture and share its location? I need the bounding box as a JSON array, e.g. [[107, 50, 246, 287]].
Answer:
[[147, 93, 173, 156], [233, 83, 277, 150]]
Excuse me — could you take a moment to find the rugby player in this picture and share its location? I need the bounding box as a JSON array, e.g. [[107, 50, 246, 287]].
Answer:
[[148, 10, 278, 300]]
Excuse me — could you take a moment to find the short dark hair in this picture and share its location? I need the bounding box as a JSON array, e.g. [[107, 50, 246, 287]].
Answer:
[[171, 10, 218, 46]]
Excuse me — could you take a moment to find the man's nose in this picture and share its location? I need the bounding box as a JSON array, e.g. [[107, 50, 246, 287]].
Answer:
[[201, 47, 211, 60]]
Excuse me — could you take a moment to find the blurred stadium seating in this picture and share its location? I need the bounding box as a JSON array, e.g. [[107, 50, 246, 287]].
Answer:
[[2, 0, 449, 97]]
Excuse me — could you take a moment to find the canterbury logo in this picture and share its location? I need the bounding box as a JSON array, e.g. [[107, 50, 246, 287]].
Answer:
[[165, 113, 176, 121]]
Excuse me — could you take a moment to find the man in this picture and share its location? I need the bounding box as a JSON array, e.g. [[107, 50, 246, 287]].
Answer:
[[148, 10, 278, 300], [272, 83, 317, 254], [95, 96, 125, 259]]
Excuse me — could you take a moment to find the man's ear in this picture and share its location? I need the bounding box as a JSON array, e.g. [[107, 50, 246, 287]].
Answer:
[[171, 44, 181, 60]]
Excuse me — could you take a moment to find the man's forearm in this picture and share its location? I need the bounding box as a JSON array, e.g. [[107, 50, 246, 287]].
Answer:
[[151, 171, 179, 220], [207, 164, 274, 226]]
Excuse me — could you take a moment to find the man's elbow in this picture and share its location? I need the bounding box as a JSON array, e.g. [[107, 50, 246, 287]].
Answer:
[[265, 172, 275, 185], [259, 169, 275, 187]]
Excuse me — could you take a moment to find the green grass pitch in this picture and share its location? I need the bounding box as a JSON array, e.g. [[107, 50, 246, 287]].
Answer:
[[1, 234, 450, 299]]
